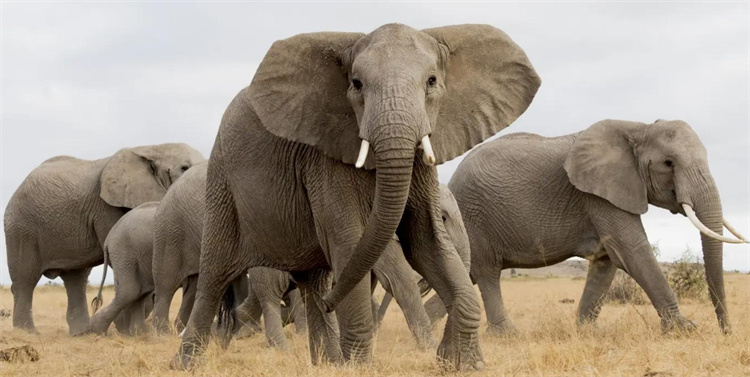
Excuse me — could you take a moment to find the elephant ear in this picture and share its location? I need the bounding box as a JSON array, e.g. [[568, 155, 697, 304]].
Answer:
[[100, 147, 167, 208], [248, 32, 365, 165], [423, 24, 542, 164], [564, 120, 648, 215]]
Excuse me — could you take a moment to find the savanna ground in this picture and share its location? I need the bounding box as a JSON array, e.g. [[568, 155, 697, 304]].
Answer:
[[1, 272, 749, 377]]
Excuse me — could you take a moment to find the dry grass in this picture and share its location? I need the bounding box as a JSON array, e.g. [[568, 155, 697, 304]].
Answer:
[[1, 274, 749, 376]]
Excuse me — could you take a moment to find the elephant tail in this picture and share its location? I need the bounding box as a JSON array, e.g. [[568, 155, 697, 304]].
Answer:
[[91, 245, 110, 314], [217, 284, 237, 335]]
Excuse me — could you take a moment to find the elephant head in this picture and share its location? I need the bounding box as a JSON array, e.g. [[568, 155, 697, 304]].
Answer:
[[439, 184, 471, 273], [564, 119, 747, 333], [249, 23, 540, 308], [100, 143, 206, 208]]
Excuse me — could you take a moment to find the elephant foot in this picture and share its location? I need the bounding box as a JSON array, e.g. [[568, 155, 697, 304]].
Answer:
[[170, 341, 202, 371], [437, 326, 484, 371], [486, 321, 518, 337], [661, 315, 697, 334]]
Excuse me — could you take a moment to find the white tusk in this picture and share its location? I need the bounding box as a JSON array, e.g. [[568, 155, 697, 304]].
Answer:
[[355, 140, 369, 169], [179, 329, 186, 338], [421, 135, 436, 166], [682, 204, 747, 244], [280, 300, 286, 307], [723, 218, 749, 243]]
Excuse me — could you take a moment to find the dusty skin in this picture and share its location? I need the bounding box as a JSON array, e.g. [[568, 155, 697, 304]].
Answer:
[[1, 273, 748, 377]]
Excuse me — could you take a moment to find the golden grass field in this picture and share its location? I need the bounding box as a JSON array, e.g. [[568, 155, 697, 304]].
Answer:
[[1, 274, 749, 376]]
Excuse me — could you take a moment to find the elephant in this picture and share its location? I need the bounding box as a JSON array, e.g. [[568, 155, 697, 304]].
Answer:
[[442, 119, 747, 335], [173, 23, 540, 371], [376, 185, 471, 328], [89, 202, 160, 335], [155, 160, 439, 349], [4, 143, 205, 335]]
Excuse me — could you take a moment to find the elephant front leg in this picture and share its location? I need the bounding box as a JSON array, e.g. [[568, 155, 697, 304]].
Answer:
[[60, 268, 92, 336], [593, 210, 696, 333], [288, 289, 308, 334], [291, 270, 342, 364], [577, 256, 617, 325], [475, 270, 516, 336]]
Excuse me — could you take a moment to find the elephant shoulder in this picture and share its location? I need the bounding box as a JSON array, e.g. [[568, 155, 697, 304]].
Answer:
[[498, 132, 546, 141]]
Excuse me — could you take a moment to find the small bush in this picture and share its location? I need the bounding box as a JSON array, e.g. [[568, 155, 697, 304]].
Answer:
[[668, 249, 707, 301], [603, 270, 647, 305]]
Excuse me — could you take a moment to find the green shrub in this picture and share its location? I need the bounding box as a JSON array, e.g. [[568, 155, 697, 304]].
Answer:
[[668, 249, 707, 301], [603, 270, 647, 305]]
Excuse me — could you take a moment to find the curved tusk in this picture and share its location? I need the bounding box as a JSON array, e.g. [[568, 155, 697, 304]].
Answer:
[[421, 135, 436, 166], [355, 140, 369, 168], [682, 204, 747, 244], [723, 218, 749, 243], [280, 300, 286, 307]]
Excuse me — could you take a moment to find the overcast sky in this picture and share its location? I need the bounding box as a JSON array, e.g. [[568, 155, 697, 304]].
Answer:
[[1, 2, 748, 286]]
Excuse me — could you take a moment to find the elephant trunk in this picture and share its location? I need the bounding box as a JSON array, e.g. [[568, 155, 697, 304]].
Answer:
[[323, 130, 417, 311], [681, 168, 730, 333]]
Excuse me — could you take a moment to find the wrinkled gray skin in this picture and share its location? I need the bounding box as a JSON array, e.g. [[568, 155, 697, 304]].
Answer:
[[446, 120, 737, 334], [377, 185, 471, 327], [173, 23, 540, 371], [89, 202, 160, 335], [4, 143, 204, 335], [156, 163, 436, 349]]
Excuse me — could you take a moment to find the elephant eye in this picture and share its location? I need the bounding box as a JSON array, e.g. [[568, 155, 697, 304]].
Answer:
[[664, 159, 674, 167], [181, 165, 190, 172], [441, 215, 447, 222], [352, 78, 363, 90], [427, 75, 437, 87]]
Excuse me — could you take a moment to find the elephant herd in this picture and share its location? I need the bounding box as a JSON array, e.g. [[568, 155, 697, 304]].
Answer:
[[4, 22, 747, 372]]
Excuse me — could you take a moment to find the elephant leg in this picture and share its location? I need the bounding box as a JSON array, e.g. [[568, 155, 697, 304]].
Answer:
[[291, 269, 342, 365], [175, 275, 198, 333], [153, 286, 177, 335], [376, 292, 391, 329], [60, 268, 92, 336], [172, 178, 245, 370], [577, 257, 617, 325], [114, 307, 132, 334], [475, 270, 515, 335], [423, 294, 447, 326], [11, 275, 40, 334], [373, 241, 435, 348], [593, 210, 695, 332], [333, 273, 373, 363], [128, 294, 150, 336], [288, 289, 307, 334], [234, 290, 263, 339], [261, 301, 288, 350], [91, 287, 141, 335]]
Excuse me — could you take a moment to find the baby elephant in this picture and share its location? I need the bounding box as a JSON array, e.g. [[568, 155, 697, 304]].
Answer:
[[90, 202, 160, 335], [448, 119, 747, 334]]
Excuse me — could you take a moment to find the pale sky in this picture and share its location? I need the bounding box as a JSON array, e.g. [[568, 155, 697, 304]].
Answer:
[[1, 2, 748, 286]]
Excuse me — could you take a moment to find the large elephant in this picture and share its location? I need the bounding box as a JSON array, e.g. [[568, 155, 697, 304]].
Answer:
[[173, 23, 540, 371], [89, 202, 160, 336], [4, 143, 205, 335], [445, 120, 747, 335], [156, 159, 439, 349]]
